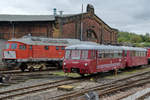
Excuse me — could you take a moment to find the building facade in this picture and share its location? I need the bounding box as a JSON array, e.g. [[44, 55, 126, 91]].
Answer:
[[0, 4, 118, 44]]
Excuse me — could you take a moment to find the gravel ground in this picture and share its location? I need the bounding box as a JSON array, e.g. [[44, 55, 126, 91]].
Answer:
[[98, 83, 150, 100], [1, 66, 150, 100], [0, 74, 66, 93], [16, 80, 100, 100]]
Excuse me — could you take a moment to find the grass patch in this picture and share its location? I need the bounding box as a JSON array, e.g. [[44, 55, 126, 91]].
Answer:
[[51, 71, 80, 78], [105, 66, 150, 79]]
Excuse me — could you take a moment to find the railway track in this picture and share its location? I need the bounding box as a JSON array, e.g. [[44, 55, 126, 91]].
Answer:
[[0, 66, 150, 99], [0, 67, 59, 75], [0, 77, 83, 100], [48, 70, 150, 100]]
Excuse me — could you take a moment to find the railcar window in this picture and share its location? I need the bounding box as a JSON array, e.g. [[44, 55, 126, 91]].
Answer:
[[81, 51, 88, 59], [124, 51, 127, 56], [71, 50, 81, 59], [11, 43, 17, 49], [142, 52, 144, 56], [118, 50, 123, 57], [91, 50, 96, 59], [98, 50, 104, 58], [65, 50, 70, 59], [45, 46, 49, 50], [140, 52, 142, 56], [144, 52, 146, 56], [19, 45, 26, 50], [104, 50, 110, 58], [5, 43, 10, 49]]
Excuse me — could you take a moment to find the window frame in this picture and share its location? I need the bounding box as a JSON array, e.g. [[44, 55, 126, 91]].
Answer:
[[11, 43, 18, 49], [19, 45, 26, 50]]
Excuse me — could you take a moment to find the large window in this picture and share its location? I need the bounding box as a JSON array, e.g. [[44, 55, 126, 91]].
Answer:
[[71, 50, 81, 59], [81, 51, 88, 59], [19, 45, 26, 50], [98, 50, 104, 58], [11, 43, 17, 49], [98, 50, 123, 59], [65, 50, 70, 59]]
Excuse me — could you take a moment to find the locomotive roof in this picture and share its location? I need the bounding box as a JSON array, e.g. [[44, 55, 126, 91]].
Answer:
[[65, 44, 147, 52], [8, 36, 98, 46]]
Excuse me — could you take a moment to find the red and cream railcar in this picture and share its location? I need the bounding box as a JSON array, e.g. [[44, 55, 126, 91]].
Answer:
[[63, 44, 147, 75], [147, 48, 150, 63], [2, 36, 95, 71]]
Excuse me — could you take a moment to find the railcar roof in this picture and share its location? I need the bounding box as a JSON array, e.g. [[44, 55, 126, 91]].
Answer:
[[8, 36, 98, 46], [65, 44, 147, 51]]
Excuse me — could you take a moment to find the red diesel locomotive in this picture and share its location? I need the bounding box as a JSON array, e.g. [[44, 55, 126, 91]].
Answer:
[[63, 44, 147, 76], [2, 36, 97, 71]]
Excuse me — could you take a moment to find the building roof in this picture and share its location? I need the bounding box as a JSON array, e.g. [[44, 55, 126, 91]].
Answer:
[[0, 14, 56, 22], [0, 14, 78, 22], [66, 44, 147, 51]]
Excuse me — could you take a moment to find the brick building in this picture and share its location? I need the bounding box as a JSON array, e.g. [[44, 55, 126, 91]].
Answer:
[[0, 4, 118, 44]]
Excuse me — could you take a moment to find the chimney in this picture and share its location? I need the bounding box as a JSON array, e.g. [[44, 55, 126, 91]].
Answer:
[[53, 8, 57, 16], [59, 11, 63, 17]]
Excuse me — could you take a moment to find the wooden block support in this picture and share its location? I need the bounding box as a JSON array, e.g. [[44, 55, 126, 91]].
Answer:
[[57, 85, 74, 91]]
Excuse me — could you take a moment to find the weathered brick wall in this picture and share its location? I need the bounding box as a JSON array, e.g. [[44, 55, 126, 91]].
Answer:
[[0, 22, 53, 39], [62, 23, 76, 38], [82, 17, 102, 43], [61, 15, 117, 44]]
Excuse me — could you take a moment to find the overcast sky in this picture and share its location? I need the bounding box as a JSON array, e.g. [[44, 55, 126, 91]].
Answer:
[[0, 0, 149, 34]]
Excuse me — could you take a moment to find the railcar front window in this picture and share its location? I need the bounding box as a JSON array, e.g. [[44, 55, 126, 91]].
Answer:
[[81, 51, 88, 59], [65, 50, 70, 59], [5, 43, 10, 49], [71, 50, 81, 59], [11, 43, 17, 49]]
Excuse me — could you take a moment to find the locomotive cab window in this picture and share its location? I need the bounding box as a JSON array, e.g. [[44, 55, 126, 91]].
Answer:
[[29, 45, 32, 50], [19, 45, 26, 50], [5, 43, 10, 49], [45, 46, 49, 50]]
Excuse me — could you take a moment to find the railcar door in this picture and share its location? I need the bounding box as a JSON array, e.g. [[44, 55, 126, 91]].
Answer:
[[28, 45, 33, 58], [127, 50, 132, 67], [89, 50, 97, 73]]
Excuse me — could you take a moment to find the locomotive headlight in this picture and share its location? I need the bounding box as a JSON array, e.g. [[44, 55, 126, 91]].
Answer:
[[63, 62, 66, 66], [84, 63, 88, 66]]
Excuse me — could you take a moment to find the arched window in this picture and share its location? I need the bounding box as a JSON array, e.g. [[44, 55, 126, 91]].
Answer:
[[86, 29, 97, 39]]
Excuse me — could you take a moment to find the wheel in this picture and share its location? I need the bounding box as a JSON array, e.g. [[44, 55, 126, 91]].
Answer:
[[29, 67, 35, 72], [20, 63, 27, 72], [79, 74, 85, 77], [20, 67, 25, 72]]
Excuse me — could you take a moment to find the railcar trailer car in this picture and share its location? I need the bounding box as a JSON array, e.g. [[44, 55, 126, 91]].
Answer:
[[63, 44, 147, 76], [147, 48, 150, 64], [2, 36, 98, 71]]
